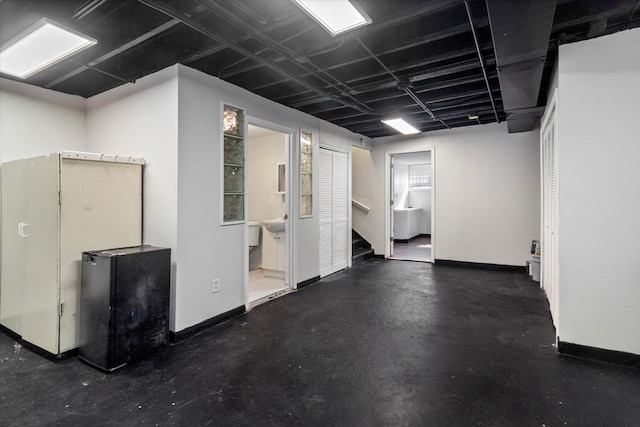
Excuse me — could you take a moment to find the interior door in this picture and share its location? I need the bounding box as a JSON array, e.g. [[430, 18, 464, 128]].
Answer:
[[20, 155, 61, 355], [319, 148, 348, 277]]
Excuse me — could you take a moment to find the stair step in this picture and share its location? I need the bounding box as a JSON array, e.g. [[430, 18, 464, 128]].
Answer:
[[352, 229, 373, 265], [352, 237, 370, 250], [352, 248, 374, 265]]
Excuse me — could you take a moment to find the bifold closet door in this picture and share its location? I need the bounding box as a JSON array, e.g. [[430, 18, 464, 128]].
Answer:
[[542, 99, 559, 327], [319, 148, 348, 278]]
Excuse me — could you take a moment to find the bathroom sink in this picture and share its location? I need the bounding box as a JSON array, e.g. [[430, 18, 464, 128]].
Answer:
[[262, 218, 285, 233]]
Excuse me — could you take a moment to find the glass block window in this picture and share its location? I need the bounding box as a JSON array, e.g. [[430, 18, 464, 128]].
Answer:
[[409, 163, 431, 188], [222, 105, 244, 223], [300, 130, 313, 217]]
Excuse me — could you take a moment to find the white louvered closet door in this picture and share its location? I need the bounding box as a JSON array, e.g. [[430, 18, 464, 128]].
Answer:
[[319, 149, 333, 276], [319, 148, 348, 277], [542, 96, 559, 327]]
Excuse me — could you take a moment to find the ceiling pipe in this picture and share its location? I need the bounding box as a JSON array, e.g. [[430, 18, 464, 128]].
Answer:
[[66, 59, 136, 85], [195, 0, 373, 113], [355, 37, 450, 130], [463, 1, 500, 123], [212, 0, 471, 104], [230, 0, 298, 25], [46, 19, 181, 89], [138, 0, 373, 115], [289, 74, 491, 110], [628, 0, 640, 28], [401, 86, 450, 130], [72, 0, 107, 20], [352, 0, 465, 38], [222, 20, 481, 90]]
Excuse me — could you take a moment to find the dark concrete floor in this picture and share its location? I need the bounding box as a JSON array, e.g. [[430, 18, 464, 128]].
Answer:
[[1, 259, 639, 426]]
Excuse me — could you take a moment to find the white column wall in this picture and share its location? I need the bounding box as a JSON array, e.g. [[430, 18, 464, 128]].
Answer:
[[352, 146, 375, 237], [85, 67, 180, 329], [557, 28, 640, 354], [354, 122, 540, 266], [174, 65, 359, 331]]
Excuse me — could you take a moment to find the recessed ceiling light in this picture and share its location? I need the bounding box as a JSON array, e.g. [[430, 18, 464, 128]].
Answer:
[[382, 118, 420, 135], [292, 0, 371, 36], [0, 18, 96, 79], [468, 114, 479, 120]]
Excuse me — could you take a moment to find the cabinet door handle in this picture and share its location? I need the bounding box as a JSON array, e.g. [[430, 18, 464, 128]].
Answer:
[[18, 222, 29, 237]]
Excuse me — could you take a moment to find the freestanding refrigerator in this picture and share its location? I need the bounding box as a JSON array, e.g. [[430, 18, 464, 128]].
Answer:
[[79, 245, 171, 371]]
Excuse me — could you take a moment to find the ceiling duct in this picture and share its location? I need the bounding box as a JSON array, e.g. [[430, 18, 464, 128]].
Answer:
[[486, 0, 556, 133]]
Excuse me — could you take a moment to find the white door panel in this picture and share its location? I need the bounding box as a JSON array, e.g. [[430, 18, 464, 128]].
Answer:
[[1, 160, 27, 335], [319, 148, 348, 277], [21, 155, 60, 354], [59, 159, 142, 352]]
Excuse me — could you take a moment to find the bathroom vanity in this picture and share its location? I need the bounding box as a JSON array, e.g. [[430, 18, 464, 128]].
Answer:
[[262, 227, 286, 278]]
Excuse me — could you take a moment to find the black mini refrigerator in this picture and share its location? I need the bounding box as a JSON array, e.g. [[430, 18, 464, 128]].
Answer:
[[79, 245, 171, 371]]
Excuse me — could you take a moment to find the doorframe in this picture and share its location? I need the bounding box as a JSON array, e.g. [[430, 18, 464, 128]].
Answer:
[[319, 143, 352, 277], [244, 116, 296, 306], [384, 147, 435, 261]]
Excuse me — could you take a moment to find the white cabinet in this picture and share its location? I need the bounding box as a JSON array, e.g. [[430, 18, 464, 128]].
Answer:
[[394, 207, 422, 240], [0, 152, 143, 356], [262, 227, 285, 278]]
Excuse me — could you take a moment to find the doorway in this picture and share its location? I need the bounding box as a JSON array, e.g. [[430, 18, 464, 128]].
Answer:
[[246, 123, 292, 305], [388, 151, 433, 262]]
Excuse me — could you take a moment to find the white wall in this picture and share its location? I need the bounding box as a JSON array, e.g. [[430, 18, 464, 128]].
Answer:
[[409, 188, 431, 234], [354, 122, 540, 266], [248, 133, 287, 221], [393, 161, 410, 208], [247, 133, 287, 271], [0, 78, 88, 320], [85, 64, 364, 333], [171, 65, 360, 331], [556, 28, 640, 354], [352, 146, 374, 238], [85, 67, 180, 328], [0, 78, 86, 162]]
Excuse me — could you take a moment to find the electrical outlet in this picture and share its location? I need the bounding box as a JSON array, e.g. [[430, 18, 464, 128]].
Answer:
[[270, 195, 275, 204], [212, 278, 220, 293]]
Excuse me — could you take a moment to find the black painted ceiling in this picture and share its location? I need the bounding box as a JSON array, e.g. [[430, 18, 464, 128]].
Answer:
[[1, 0, 638, 138]]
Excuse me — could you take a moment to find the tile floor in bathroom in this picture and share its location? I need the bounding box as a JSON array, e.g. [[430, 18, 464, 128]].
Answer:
[[248, 269, 288, 302]]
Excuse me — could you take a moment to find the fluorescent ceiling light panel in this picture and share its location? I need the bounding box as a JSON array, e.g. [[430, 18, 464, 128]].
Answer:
[[0, 19, 96, 79], [293, 0, 371, 36], [382, 118, 420, 135]]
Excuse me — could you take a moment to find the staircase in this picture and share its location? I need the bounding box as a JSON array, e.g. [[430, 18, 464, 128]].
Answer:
[[352, 230, 374, 265]]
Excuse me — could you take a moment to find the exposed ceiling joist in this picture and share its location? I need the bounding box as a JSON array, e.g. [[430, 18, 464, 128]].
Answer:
[[1, 0, 637, 138]]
